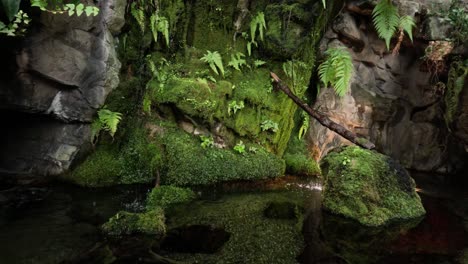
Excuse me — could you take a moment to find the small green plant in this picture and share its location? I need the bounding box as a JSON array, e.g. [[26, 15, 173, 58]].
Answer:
[[150, 14, 170, 46], [261, 120, 279, 133], [91, 108, 123, 143], [0, 9, 30, 36], [298, 111, 309, 139], [248, 146, 258, 153], [228, 52, 247, 71], [342, 156, 351, 166], [233, 141, 246, 154], [318, 47, 354, 97], [31, 0, 99, 16], [372, 0, 416, 51], [200, 135, 214, 149], [246, 12, 267, 56], [250, 12, 266, 43], [283, 60, 310, 94], [447, 0, 468, 44], [254, 60, 266, 68], [228, 100, 245, 116], [130, 2, 146, 33], [200, 50, 225, 77]]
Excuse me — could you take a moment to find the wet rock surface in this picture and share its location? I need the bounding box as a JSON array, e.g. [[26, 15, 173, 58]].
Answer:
[[0, 0, 124, 176]]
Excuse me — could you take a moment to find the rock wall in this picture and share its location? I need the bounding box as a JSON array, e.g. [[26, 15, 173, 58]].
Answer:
[[0, 0, 126, 176], [308, 0, 467, 173]]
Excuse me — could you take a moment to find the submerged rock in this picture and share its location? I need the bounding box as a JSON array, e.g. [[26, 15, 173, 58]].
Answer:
[[321, 146, 426, 226]]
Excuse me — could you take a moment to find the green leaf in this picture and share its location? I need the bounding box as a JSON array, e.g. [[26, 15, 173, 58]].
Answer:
[[399, 15, 416, 42], [76, 4, 84, 16], [98, 109, 122, 137], [372, 0, 400, 50], [84, 6, 93, 16], [322, 0, 326, 9], [318, 48, 354, 97], [1, 0, 20, 21]]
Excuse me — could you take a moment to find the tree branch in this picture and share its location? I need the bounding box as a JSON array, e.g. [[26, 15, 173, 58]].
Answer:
[[270, 72, 375, 150]]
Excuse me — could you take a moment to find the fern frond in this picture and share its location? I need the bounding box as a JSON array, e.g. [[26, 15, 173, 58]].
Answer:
[[318, 48, 354, 97], [98, 109, 123, 137], [131, 3, 146, 34], [372, 0, 399, 50], [150, 14, 158, 43], [399, 15, 416, 42], [322, 0, 326, 9], [157, 16, 170, 46]]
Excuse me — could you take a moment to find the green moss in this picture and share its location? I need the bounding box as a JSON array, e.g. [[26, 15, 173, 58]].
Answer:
[[102, 208, 166, 237], [284, 153, 320, 176], [321, 146, 426, 226], [119, 127, 164, 184], [163, 129, 285, 186], [146, 185, 196, 210], [164, 191, 306, 263], [153, 77, 232, 123], [67, 147, 124, 187], [68, 125, 164, 187]]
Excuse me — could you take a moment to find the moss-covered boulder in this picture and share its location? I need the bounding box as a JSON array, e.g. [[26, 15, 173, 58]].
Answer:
[[102, 208, 166, 237], [146, 185, 196, 210], [321, 146, 425, 226]]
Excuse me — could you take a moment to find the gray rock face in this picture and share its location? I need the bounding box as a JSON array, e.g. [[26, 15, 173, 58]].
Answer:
[[308, 4, 466, 173], [0, 1, 125, 176]]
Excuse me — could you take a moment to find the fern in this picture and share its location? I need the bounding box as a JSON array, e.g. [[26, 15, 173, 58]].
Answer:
[[150, 14, 170, 46], [318, 48, 354, 97], [250, 12, 266, 43], [131, 2, 146, 34], [372, 0, 400, 50], [98, 109, 123, 137], [200, 50, 225, 77], [298, 111, 310, 139], [399, 15, 416, 42], [228, 52, 247, 71]]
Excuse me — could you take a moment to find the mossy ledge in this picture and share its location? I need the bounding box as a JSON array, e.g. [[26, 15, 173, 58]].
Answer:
[[321, 146, 426, 227]]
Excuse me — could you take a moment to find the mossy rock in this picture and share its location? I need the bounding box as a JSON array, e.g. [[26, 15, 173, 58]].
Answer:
[[164, 191, 306, 263], [146, 185, 196, 210], [162, 130, 285, 186], [102, 208, 166, 237], [284, 153, 321, 177], [321, 146, 426, 227]]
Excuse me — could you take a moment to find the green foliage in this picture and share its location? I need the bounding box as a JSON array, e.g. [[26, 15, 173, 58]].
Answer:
[[200, 50, 225, 77], [91, 108, 123, 142], [233, 140, 245, 154], [282, 60, 310, 94], [30, 0, 99, 16], [444, 59, 467, 125], [318, 47, 354, 97], [372, 0, 400, 50], [131, 2, 146, 33], [260, 119, 279, 133], [447, 0, 468, 44], [250, 12, 267, 43], [146, 185, 195, 210], [297, 111, 309, 139], [200, 135, 214, 149], [321, 146, 426, 226], [1, 0, 20, 21], [399, 15, 416, 42], [0, 9, 29, 36], [162, 131, 285, 186], [372, 0, 415, 50], [254, 60, 266, 68], [102, 208, 166, 237], [228, 52, 247, 71], [150, 14, 170, 46], [228, 100, 244, 116]]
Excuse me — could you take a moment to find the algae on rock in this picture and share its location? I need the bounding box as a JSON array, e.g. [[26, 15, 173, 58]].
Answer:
[[321, 146, 426, 226]]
